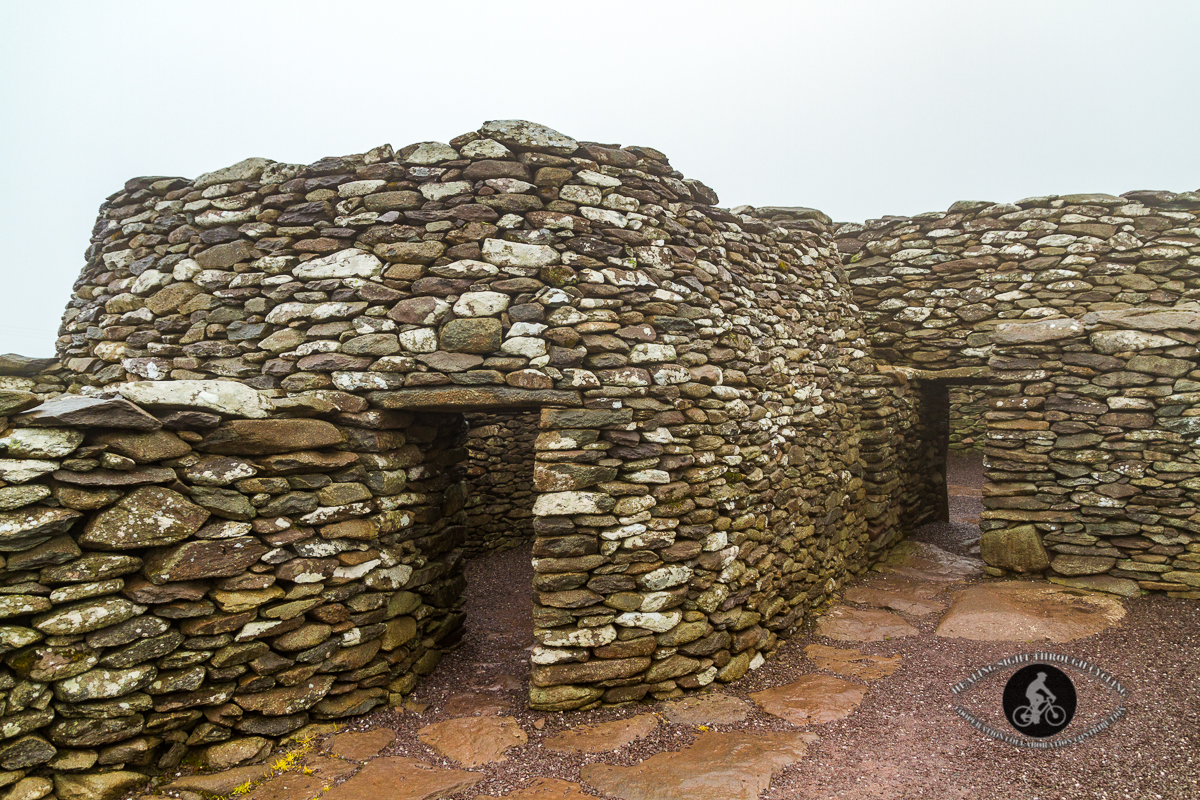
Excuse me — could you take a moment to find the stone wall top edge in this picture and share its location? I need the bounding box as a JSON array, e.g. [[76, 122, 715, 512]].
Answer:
[[833, 188, 1200, 237]]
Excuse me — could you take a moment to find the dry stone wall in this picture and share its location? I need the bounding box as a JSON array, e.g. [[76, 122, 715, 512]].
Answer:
[[0, 120, 954, 786], [0, 383, 466, 784], [949, 386, 987, 451], [836, 191, 1200, 596], [462, 412, 538, 555]]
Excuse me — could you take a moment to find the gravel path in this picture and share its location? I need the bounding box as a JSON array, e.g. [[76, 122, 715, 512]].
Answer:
[[269, 454, 1200, 798]]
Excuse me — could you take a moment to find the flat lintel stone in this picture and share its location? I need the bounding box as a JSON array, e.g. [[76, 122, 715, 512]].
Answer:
[[368, 387, 580, 411]]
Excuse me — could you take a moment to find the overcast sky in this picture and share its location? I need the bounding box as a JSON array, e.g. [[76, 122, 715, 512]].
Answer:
[[2, 0, 1197, 357]]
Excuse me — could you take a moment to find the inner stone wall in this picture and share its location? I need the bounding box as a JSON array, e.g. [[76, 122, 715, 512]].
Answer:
[[463, 412, 537, 555], [836, 191, 1200, 595], [949, 385, 987, 451]]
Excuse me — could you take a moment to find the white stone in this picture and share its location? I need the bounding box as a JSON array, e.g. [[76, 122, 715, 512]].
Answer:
[[460, 138, 513, 159], [293, 249, 383, 280], [0, 459, 59, 484], [453, 292, 510, 317], [1091, 330, 1179, 355], [102, 250, 136, 270], [559, 185, 602, 205], [625, 469, 671, 484], [405, 141, 459, 164], [131, 269, 171, 296], [338, 179, 387, 197], [311, 301, 368, 321], [507, 322, 547, 337], [615, 611, 682, 632], [578, 170, 621, 188], [172, 259, 201, 281], [419, 181, 473, 201], [535, 624, 616, 648], [531, 645, 587, 665], [482, 238, 560, 268], [195, 207, 260, 228], [195, 157, 273, 189], [502, 337, 547, 358], [431, 260, 499, 279], [117, 379, 273, 418], [479, 120, 579, 155], [652, 364, 691, 386], [640, 592, 676, 612], [638, 565, 694, 590], [629, 343, 677, 364], [398, 328, 439, 353], [486, 178, 535, 194], [364, 564, 413, 590], [0, 428, 83, 459], [580, 207, 628, 228], [533, 491, 609, 516]]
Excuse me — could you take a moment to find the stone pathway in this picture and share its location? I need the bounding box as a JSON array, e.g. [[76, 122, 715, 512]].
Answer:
[[131, 472, 1157, 800]]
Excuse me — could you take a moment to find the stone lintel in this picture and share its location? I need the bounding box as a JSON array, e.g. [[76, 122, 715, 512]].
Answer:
[[877, 365, 991, 384], [368, 387, 581, 411]]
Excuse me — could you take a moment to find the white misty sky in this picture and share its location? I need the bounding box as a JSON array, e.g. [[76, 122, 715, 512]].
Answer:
[[1, 0, 1197, 357]]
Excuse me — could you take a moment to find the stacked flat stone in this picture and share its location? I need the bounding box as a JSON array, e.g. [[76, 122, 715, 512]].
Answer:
[[43, 120, 916, 731], [832, 191, 1200, 596], [0, 382, 462, 790], [836, 192, 1200, 372], [983, 310, 1200, 597], [463, 412, 538, 555], [948, 387, 986, 451]]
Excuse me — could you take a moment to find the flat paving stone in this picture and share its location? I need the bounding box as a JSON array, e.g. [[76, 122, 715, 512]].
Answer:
[[301, 755, 360, 783], [815, 606, 919, 642], [874, 540, 981, 582], [417, 716, 528, 767], [323, 756, 482, 800], [659, 692, 753, 726], [442, 692, 511, 717], [161, 764, 274, 796], [750, 674, 868, 725], [474, 777, 596, 799], [247, 772, 325, 800], [935, 580, 1126, 642], [844, 582, 946, 615], [325, 728, 396, 760], [804, 644, 902, 681], [580, 730, 817, 800], [544, 713, 657, 753]]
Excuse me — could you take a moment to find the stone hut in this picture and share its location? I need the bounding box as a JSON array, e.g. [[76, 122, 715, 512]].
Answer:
[[0, 121, 942, 779], [827, 193, 1200, 596]]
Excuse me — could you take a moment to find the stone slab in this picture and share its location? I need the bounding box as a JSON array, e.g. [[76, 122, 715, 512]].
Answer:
[[815, 606, 919, 642], [935, 580, 1126, 642], [368, 387, 580, 411], [659, 692, 752, 726], [750, 674, 867, 725], [417, 716, 527, 767], [804, 644, 902, 681], [544, 713, 657, 753], [579, 730, 817, 800], [323, 756, 482, 800]]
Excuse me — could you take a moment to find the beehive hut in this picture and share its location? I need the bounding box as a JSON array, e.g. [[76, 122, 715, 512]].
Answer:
[[0, 121, 946, 778]]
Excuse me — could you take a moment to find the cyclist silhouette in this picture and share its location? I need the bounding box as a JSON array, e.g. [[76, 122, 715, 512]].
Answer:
[[1025, 671, 1056, 722], [1012, 671, 1066, 728]]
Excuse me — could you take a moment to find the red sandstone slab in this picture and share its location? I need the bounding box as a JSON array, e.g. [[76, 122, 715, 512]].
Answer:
[[323, 757, 482, 800], [580, 730, 817, 800], [750, 674, 868, 725]]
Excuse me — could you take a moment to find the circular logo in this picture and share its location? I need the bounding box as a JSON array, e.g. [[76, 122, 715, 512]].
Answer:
[[1002, 663, 1076, 738]]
